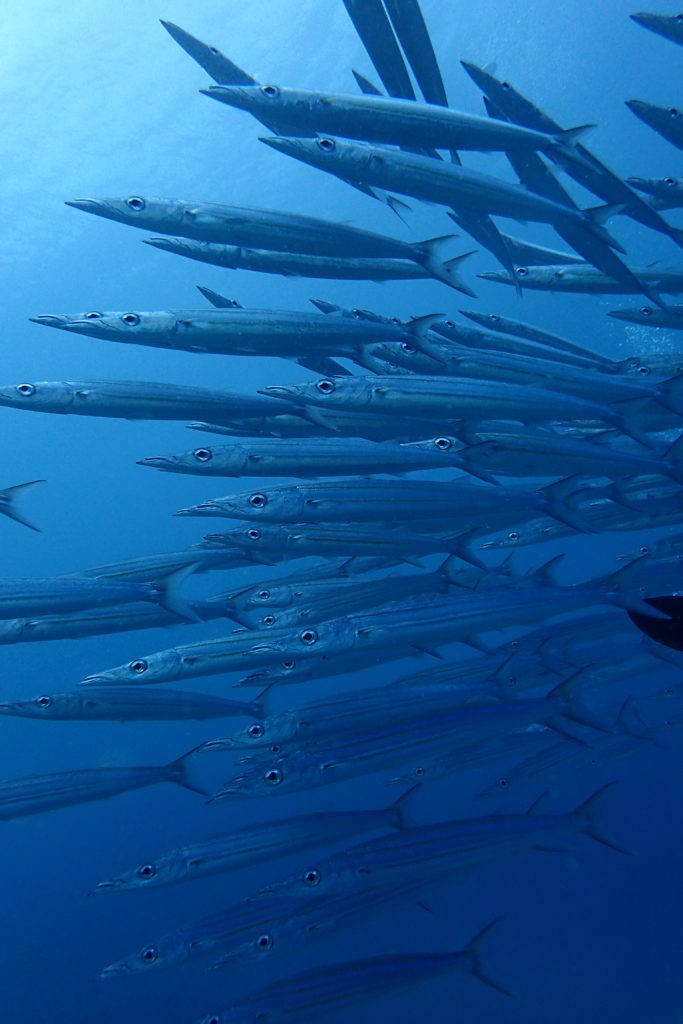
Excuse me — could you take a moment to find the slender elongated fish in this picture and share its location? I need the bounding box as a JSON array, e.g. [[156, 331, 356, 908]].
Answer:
[[382, 0, 448, 105], [627, 175, 683, 209], [631, 11, 683, 46], [461, 61, 683, 248], [608, 304, 683, 329], [627, 99, 683, 150], [160, 21, 257, 85], [0, 480, 44, 532], [262, 137, 622, 255], [195, 924, 509, 1023], [0, 566, 198, 622], [0, 743, 210, 820], [0, 378, 284, 422], [138, 435, 490, 480], [70, 547, 246, 582], [143, 236, 470, 286], [458, 310, 614, 365], [480, 263, 683, 295], [342, 0, 416, 99], [64, 197, 461, 288], [92, 786, 417, 893], [204, 84, 583, 157], [31, 307, 452, 362], [0, 687, 262, 722]]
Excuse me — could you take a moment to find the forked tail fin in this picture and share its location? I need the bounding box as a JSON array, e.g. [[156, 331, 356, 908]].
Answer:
[[573, 782, 631, 855], [0, 479, 45, 533], [462, 916, 513, 996]]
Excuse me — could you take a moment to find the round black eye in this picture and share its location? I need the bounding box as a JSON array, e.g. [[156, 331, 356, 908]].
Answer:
[[665, 176, 677, 186], [444, 320, 455, 328], [502, 81, 510, 89], [640, 307, 653, 316], [193, 448, 212, 462], [510, 639, 520, 649], [515, 266, 528, 277], [508, 531, 520, 541], [488, 313, 500, 322], [669, 108, 679, 117], [16, 383, 36, 396], [247, 529, 261, 540], [36, 695, 53, 708], [248, 723, 264, 738], [499, 777, 509, 788], [126, 196, 146, 211], [282, 660, 296, 670], [316, 379, 335, 394], [264, 768, 282, 785], [85, 311, 103, 319], [390, 316, 401, 325], [351, 308, 362, 318], [129, 659, 148, 674], [270, 744, 281, 754], [415, 766, 425, 776], [435, 437, 452, 450], [299, 628, 318, 645], [121, 313, 140, 326], [137, 863, 156, 879], [260, 84, 279, 97], [263, 615, 276, 626], [303, 868, 321, 886], [317, 138, 336, 152], [141, 946, 158, 963], [249, 493, 267, 508], [639, 546, 649, 555], [206, 1017, 220, 1024], [255, 933, 273, 951], [257, 589, 270, 600], [638, 365, 651, 375], [401, 342, 416, 354]]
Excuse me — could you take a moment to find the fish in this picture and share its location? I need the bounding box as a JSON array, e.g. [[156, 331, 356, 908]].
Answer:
[[261, 136, 622, 256], [160, 20, 257, 85], [494, 233, 586, 266], [143, 236, 471, 287], [479, 263, 683, 295], [0, 480, 44, 532], [626, 99, 683, 150], [342, 0, 416, 100], [203, 84, 586, 157], [64, 196, 462, 287], [195, 921, 510, 1023], [0, 564, 199, 622], [626, 175, 683, 210], [136, 434, 491, 480], [91, 785, 418, 893], [608, 303, 683, 330], [458, 309, 615, 366], [382, 0, 449, 106], [630, 11, 683, 46], [0, 687, 263, 722], [0, 743, 210, 820], [0, 378, 284, 422]]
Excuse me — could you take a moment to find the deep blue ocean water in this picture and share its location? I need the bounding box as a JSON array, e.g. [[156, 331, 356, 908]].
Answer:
[[1, 2, 681, 1021]]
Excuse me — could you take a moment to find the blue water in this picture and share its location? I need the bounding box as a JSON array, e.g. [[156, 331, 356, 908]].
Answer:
[[1, 2, 681, 1021]]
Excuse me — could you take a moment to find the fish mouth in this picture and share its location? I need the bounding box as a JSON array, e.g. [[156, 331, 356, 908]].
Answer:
[[89, 879, 123, 895], [137, 457, 175, 469], [78, 674, 112, 686], [65, 198, 103, 212], [258, 386, 296, 400], [29, 315, 72, 327], [476, 272, 508, 282], [98, 961, 131, 979], [142, 237, 176, 251], [200, 85, 248, 106], [606, 310, 631, 322], [174, 502, 223, 517]]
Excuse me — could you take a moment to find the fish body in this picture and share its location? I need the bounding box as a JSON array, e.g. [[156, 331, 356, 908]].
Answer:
[[631, 11, 683, 46], [479, 264, 683, 295], [627, 99, 683, 150], [627, 175, 683, 209], [608, 304, 683, 330], [0, 688, 260, 722]]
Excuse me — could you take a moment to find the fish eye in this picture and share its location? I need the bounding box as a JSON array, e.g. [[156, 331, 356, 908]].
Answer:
[[510, 639, 520, 648], [507, 531, 520, 541], [16, 383, 36, 396], [640, 307, 653, 316], [126, 196, 146, 211], [665, 176, 678, 186], [137, 863, 156, 879], [282, 660, 296, 670], [255, 933, 274, 951], [669, 108, 680, 117], [316, 138, 336, 152], [36, 695, 53, 708], [140, 946, 158, 963], [303, 868, 321, 886], [247, 529, 261, 540], [270, 744, 281, 754], [299, 628, 318, 645], [249, 492, 267, 508], [444, 320, 455, 328], [515, 266, 528, 277], [260, 84, 279, 98], [264, 768, 282, 785], [121, 313, 140, 326], [501, 81, 511, 89], [401, 342, 416, 354], [193, 448, 213, 462], [488, 313, 501, 322], [434, 437, 452, 450], [391, 316, 401, 325], [129, 659, 148, 674], [638, 365, 651, 375], [85, 311, 103, 319], [205, 1016, 220, 1024], [415, 766, 425, 776], [498, 777, 509, 788], [257, 589, 270, 600], [248, 723, 264, 738], [316, 379, 335, 394], [639, 545, 649, 555], [351, 308, 363, 318], [263, 615, 276, 626]]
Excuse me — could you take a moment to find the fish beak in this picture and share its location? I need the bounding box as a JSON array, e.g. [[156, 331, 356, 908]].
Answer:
[[258, 386, 295, 400], [29, 315, 72, 327], [137, 457, 174, 469], [78, 674, 109, 686], [258, 135, 296, 156], [89, 879, 121, 895], [200, 85, 247, 106], [98, 961, 130, 979], [142, 237, 174, 251], [174, 502, 220, 517], [606, 310, 630, 322], [65, 199, 101, 212], [477, 272, 508, 282]]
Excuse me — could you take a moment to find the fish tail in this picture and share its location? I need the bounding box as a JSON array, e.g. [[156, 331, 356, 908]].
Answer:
[[605, 558, 672, 619], [540, 478, 598, 534], [581, 203, 627, 253], [547, 669, 615, 734], [0, 479, 45, 533], [168, 740, 214, 796], [573, 782, 631, 855], [463, 917, 513, 996], [613, 697, 661, 747], [153, 562, 202, 622], [655, 377, 683, 420], [386, 782, 422, 830], [433, 250, 478, 296]]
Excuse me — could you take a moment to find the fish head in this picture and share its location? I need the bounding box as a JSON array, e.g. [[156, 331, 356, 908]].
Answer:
[[92, 851, 183, 893], [138, 444, 233, 474], [402, 435, 463, 455], [65, 196, 189, 232], [81, 648, 183, 686], [41, 310, 179, 343], [99, 932, 189, 977], [246, 619, 343, 661], [608, 305, 670, 327], [0, 693, 74, 719], [260, 134, 370, 177], [182, 487, 305, 523], [230, 580, 297, 613], [262, 376, 371, 410]]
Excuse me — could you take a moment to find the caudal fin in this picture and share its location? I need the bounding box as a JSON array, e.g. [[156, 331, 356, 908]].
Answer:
[[0, 479, 45, 533], [386, 782, 422, 830], [168, 740, 215, 796], [463, 917, 513, 996], [417, 236, 477, 296], [153, 562, 202, 622], [573, 782, 631, 854]]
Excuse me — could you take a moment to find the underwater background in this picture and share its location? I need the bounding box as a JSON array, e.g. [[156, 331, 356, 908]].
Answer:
[[1, 1, 681, 1021]]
